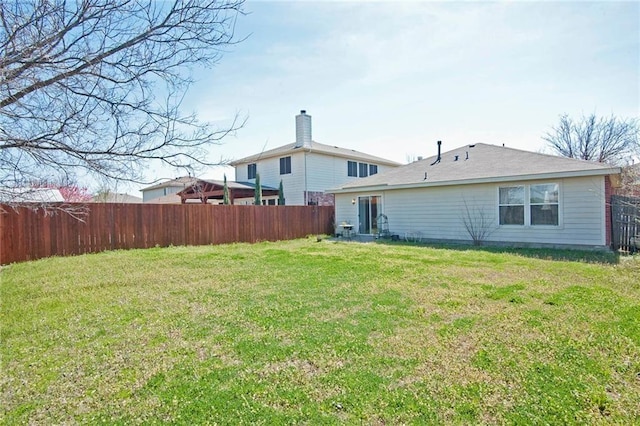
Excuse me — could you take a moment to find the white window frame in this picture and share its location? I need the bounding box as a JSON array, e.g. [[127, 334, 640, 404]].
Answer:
[[498, 182, 562, 228], [498, 185, 525, 226], [529, 183, 560, 227]]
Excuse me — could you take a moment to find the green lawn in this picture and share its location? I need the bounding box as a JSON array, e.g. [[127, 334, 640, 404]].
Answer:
[[2, 238, 639, 424]]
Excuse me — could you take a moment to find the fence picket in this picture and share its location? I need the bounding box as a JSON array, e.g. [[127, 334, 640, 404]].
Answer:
[[611, 195, 640, 253]]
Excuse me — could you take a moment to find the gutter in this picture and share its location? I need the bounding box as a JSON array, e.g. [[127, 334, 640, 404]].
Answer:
[[328, 167, 622, 194], [230, 145, 402, 168]]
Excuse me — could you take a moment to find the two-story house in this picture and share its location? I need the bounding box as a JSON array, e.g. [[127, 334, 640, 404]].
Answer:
[[230, 110, 402, 205]]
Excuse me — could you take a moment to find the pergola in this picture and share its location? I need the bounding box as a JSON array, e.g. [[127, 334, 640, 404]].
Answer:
[[177, 179, 279, 204]]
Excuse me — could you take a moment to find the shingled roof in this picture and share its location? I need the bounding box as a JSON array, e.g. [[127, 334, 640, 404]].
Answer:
[[140, 176, 197, 191], [330, 143, 620, 193], [229, 141, 401, 167]]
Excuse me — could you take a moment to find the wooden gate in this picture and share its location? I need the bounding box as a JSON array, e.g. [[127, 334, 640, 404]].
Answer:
[[611, 195, 640, 253]]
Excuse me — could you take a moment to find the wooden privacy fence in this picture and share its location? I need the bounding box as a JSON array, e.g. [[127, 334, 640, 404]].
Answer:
[[611, 195, 640, 253], [0, 204, 335, 264]]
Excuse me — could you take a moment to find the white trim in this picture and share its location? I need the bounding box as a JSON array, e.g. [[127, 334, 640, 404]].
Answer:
[[231, 144, 402, 167], [329, 169, 620, 194], [497, 181, 563, 228]]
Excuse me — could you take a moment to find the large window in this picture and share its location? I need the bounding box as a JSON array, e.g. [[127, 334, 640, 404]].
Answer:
[[347, 161, 357, 177], [499, 184, 559, 226], [279, 156, 291, 175], [499, 186, 525, 225], [348, 161, 378, 178], [247, 163, 256, 180]]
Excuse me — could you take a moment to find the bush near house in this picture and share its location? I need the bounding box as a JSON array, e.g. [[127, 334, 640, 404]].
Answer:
[[2, 239, 639, 424]]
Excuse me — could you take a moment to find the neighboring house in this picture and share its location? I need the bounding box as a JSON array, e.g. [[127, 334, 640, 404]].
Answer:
[[140, 176, 197, 203], [177, 179, 279, 205], [329, 142, 621, 250], [0, 187, 65, 203], [91, 192, 143, 203], [230, 110, 402, 206]]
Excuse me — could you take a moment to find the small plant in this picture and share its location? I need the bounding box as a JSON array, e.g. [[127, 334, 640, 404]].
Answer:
[[278, 180, 285, 205], [254, 173, 262, 205], [223, 174, 230, 205], [461, 199, 495, 246]]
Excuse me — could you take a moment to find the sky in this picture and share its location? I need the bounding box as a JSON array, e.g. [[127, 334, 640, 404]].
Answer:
[[139, 0, 639, 191]]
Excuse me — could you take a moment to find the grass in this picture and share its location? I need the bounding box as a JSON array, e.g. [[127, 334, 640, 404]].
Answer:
[[1, 238, 639, 424]]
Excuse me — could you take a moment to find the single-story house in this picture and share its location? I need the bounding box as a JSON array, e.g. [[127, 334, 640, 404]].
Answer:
[[329, 142, 621, 250], [0, 187, 65, 204]]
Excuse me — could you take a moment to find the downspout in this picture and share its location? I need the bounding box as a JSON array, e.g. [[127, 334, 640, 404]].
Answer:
[[304, 149, 309, 205]]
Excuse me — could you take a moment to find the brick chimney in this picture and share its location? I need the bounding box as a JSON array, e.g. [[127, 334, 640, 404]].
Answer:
[[295, 110, 312, 148]]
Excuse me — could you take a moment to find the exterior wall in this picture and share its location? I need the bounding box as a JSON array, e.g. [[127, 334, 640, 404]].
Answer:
[[235, 151, 397, 206], [235, 152, 306, 205], [334, 176, 609, 249], [142, 185, 188, 202], [304, 153, 396, 193]]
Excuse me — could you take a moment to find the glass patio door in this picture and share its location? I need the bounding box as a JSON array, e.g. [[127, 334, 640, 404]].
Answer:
[[358, 196, 381, 234]]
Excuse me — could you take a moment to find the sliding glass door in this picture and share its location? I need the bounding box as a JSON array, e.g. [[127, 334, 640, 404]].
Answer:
[[358, 196, 381, 234]]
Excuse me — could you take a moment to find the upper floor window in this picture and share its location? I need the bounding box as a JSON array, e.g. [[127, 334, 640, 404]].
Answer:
[[347, 161, 358, 177], [348, 161, 378, 178], [280, 156, 292, 175], [247, 163, 257, 180], [359, 162, 368, 178]]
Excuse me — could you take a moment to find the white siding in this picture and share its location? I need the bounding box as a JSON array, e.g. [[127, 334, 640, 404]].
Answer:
[[235, 152, 398, 205], [306, 153, 396, 192], [234, 153, 306, 205], [335, 176, 608, 248], [142, 186, 184, 202], [235, 163, 249, 182]]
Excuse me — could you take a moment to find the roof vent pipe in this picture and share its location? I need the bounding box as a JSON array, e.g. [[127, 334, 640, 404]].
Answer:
[[295, 110, 312, 148], [430, 140, 442, 166]]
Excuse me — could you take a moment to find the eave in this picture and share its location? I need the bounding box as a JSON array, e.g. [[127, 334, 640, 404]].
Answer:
[[328, 167, 621, 194], [230, 143, 401, 167]]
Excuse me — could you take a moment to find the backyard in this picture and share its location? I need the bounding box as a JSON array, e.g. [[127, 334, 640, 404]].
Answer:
[[1, 238, 639, 424]]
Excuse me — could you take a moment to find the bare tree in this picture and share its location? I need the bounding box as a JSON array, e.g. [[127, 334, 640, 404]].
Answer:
[[543, 114, 639, 165], [618, 163, 640, 197], [460, 200, 494, 246], [1, 0, 246, 203]]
